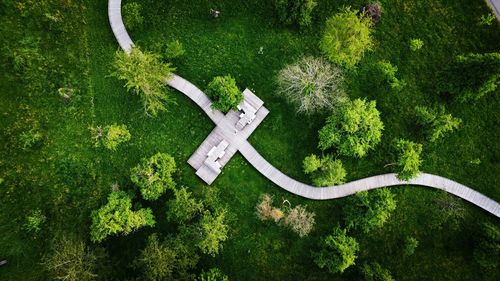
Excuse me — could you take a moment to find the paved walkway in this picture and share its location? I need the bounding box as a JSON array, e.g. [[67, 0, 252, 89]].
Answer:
[[487, 0, 500, 20], [107, 0, 500, 217]]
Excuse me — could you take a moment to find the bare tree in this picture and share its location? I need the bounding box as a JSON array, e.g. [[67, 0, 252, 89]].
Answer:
[[283, 205, 316, 237]]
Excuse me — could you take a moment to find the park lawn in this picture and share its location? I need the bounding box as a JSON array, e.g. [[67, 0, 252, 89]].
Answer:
[[0, 0, 499, 280]]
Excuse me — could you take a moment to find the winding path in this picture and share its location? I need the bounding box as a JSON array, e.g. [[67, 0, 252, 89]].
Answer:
[[108, 0, 500, 217]]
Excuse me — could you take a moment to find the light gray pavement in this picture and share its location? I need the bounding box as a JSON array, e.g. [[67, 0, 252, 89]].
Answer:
[[108, 0, 500, 217], [486, 0, 500, 20]]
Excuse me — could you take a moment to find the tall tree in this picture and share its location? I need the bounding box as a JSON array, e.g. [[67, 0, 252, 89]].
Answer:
[[111, 47, 175, 116], [166, 187, 204, 223], [205, 75, 242, 112], [394, 139, 423, 181], [197, 209, 229, 257], [319, 98, 384, 158], [303, 154, 347, 186], [313, 226, 359, 274], [90, 191, 155, 242], [131, 152, 176, 201], [414, 105, 461, 142]]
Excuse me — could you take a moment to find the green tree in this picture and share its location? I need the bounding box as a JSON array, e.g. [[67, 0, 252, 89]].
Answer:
[[134, 233, 200, 281], [131, 152, 176, 201], [167, 187, 204, 223], [409, 38, 424, 51], [276, 56, 347, 114], [122, 2, 143, 30], [94, 124, 131, 151], [394, 139, 423, 181], [403, 236, 419, 256], [319, 99, 384, 158], [415, 105, 461, 142], [303, 154, 322, 174], [313, 226, 359, 274], [320, 7, 373, 68], [198, 268, 229, 281], [473, 222, 500, 269], [360, 262, 395, 281], [438, 52, 500, 102], [90, 191, 155, 242], [205, 75, 242, 112], [304, 155, 346, 186], [42, 238, 107, 281], [112, 47, 175, 116], [343, 188, 397, 233], [376, 61, 406, 91], [274, 0, 317, 28], [197, 209, 229, 257]]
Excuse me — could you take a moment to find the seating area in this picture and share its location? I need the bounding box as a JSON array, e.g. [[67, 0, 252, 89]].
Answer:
[[235, 89, 265, 130], [204, 140, 229, 173]]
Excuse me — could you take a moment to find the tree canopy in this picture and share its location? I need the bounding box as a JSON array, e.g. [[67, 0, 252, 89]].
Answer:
[[205, 75, 243, 112], [414, 105, 461, 142], [197, 209, 229, 257], [360, 262, 395, 281], [131, 152, 177, 201], [320, 7, 373, 68], [319, 98, 384, 158], [90, 191, 155, 242], [274, 0, 317, 28], [167, 187, 204, 223], [394, 139, 423, 181], [111, 47, 175, 116], [303, 155, 346, 186], [313, 226, 359, 274]]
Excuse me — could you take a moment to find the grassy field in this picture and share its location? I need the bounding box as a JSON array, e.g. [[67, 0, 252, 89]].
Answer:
[[0, 0, 499, 280]]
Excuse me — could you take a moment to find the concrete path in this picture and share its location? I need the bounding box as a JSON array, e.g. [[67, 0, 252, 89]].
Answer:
[[107, 0, 500, 217], [486, 0, 500, 20]]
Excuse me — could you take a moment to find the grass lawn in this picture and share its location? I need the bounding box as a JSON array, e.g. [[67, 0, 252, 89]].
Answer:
[[0, 0, 499, 280]]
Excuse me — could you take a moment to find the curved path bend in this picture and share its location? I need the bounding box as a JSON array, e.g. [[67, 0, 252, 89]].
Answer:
[[108, 0, 500, 217]]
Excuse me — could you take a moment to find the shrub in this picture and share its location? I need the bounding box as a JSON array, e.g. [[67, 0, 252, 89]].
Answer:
[[313, 226, 359, 274], [197, 208, 229, 257], [19, 128, 43, 150], [90, 191, 155, 242], [361, 262, 395, 281], [362, 2, 382, 24], [306, 156, 346, 186], [205, 75, 243, 112], [122, 2, 143, 30], [403, 236, 419, 256], [198, 268, 229, 281], [414, 105, 461, 142], [409, 38, 424, 51], [320, 7, 373, 68], [283, 205, 315, 237], [167, 187, 204, 223], [303, 154, 322, 174], [131, 152, 176, 200], [478, 13, 495, 26], [394, 139, 423, 181], [319, 99, 384, 158], [112, 47, 175, 116], [165, 40, 185, 60], [255, 194, 284, 222], [276, 56, 347, 114], [93, 124, 131, 151], [377, 61, 406, 91], [273, 0, 317, 28], [25, 209, 46, 233]]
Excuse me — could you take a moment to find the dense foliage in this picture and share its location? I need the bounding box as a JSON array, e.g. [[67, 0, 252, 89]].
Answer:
[[130, 152, 176, 200], [276, 56, 346, 114], [360, 262, 395, 281], [111, 47, 175, 116], [122, 2, 143, 30], [197, 209, 229, 257], [473, 222, 500, 269], [313, 226, 359, 274], [90, 191, 155, 242], [319, 99, 384, 158], [91, 124, 131, 151], [303, 154, 346, 186], [394, 139, 423, 181], [414, 105, 462, 142], [166, 187, 204, 223], [205, 75, 243, 112], [320, 7, 373, 68], [198, 268, 229, 281], [273, 0, 317, 28]]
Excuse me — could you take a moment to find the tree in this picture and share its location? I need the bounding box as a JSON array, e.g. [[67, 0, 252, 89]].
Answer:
[[255, 193, 284, 222], [438, 52, 500, 102], [360, 262, 395, 281], [90, 191, 155, 242], [165, 40, 185, 60], [283, 205, 316, 237], [273, 0, 317, 28], [197, 209, 229, 257], [131, 152, 176, 201], [375, 61, 405, 91], [473, 222, 500, 269], [303, 154, 322, 174], [205, 75, 242, 112], [91, 124, 131, 151], [414, 105, 461, 142], [403, 236, 419, 257], [122, 2, 143, 30], [198, 268, 229, 281], [134, 233, 199, 281], [42, 238, 107, 281], [167, 187, 204, 223], [319, 98, 384, 158], [394, 139, 423, 181], [320, 7, 373, 68], [312, 157, 347, 186], [276, 56, 347, 114], [343, 188, 396, 233], [313, 226, 359, 274], [111, 47, 175, 116], [409, 38, 424, 51]]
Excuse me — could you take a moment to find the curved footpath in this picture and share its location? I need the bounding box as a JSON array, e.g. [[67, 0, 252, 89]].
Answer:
[[108, 0, 500, 217]]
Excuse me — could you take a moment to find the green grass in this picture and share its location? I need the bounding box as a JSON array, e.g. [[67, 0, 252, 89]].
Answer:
[[0, 0, 499, 280]]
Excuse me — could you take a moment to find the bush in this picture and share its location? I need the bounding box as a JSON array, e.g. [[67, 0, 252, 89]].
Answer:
[[255, 194, 284, 222], [313, 226, 359, 274], [319, 99, 384, 158], [304, 155, 346, 186], [112, 47, 175, 116], [131, 152, 177, 200], [25, 209, 46, 233], [376, 61, 406, 91], [403, 236, 419, 256], [273, 0, 317, 28], [360, 262, 395, 281], [165, 40, 185, 60], [19, 128, 43, 150], [91, 124, 131, 151], [394, 139, 423, 181], [478, 13, 495, 26], [283, 205, 315, 237], [205, 75, 243, 112], [122, 2, 143, 30], [362, 2, 382, 24], [197, 208, 229, 257], [276, 56, 347, 114], [414, 105, 461, 142], [409, 38, 424, 51], [198, 268, 229, 281], [320, 7, 373, 68], [303, 154, 322, 174], [167, 187, 204, 223]]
